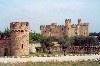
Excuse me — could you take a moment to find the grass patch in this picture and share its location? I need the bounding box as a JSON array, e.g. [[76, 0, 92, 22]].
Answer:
[[29, 52, 63, 56], [0, 61, 100, 66]]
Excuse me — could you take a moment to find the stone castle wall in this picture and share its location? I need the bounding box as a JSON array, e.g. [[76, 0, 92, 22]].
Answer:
[[0, 33, 11, 56], [40, 19, 89, 37]]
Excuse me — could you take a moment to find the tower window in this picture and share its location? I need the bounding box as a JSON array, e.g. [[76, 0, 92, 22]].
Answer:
[[22, 44, 23, 49], [26, 23, 29, 26], [75, 32, 77, 34], [68, 28, 69, 30], [21, 30, 24, 32], [18, 30, 20, 32]]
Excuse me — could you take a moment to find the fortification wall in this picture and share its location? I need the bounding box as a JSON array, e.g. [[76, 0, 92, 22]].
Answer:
[[40, 19, 89, 37], [29, 43, 41, 53], [0, 33, 11, 56], [40, 23, 65, 37]]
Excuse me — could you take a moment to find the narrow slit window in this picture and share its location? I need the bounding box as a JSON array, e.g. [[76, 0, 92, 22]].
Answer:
[[22, 44, 23, 49], [26, 23, 29, 26], [75, 32, 77, 34]]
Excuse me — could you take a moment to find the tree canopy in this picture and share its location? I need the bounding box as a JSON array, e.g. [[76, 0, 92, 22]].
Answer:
[[4, 27, 10, 33], [29, 32, 44, 44], [39, 36, 54, 53]]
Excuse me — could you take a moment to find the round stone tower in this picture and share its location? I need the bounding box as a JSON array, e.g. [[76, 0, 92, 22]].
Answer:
[[65, 19, 71, 37], [10, 22, 29, 56]]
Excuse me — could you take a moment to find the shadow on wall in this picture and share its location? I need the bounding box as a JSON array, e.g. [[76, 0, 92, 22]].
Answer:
[[4, 48, 11, 56]]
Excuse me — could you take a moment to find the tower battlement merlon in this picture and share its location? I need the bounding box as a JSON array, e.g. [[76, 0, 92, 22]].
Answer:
[[40, 25, 48, 30], [71, 24, 77, 28], [78, 19, 81, 24], [10, 22, 29, 31], [65, 19, 72, 27], [65, 19, 71, 23]]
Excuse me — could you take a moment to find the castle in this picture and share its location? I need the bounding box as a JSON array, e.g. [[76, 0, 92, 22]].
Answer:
[[0, 22, 29, 56], [40, 19, 89, 37], [0, 19, 89, 56]]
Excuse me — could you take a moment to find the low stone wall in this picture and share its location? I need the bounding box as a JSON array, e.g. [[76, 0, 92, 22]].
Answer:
[[29, 43, 100, 53], [52, 46, 100, 54], [29, 43, 41, 53], [67, 46, 100, 54]]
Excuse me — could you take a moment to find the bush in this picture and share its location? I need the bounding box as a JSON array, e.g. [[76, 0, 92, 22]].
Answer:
[[35, 47, 43, 53]]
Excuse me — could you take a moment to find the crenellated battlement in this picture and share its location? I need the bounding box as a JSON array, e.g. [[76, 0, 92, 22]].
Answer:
[[10, 22, 29, 27], [51, 23, 57, 26], [71, 24, 77, 28], [58, 25, 65, 27], [80, 23, 89, 26], [10, 22, 29, 31], [40, 23, 65, 30]]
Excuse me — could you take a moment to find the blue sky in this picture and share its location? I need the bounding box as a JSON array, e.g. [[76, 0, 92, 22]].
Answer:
[[0, 0, 100, 33]]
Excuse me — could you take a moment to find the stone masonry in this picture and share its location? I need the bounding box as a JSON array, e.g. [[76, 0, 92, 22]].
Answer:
[[0, 22, 29, 56], [40, 19, 89, 37]]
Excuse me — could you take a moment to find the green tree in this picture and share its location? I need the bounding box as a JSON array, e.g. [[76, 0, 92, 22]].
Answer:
[[40, 36, 54, 54], [58, 36, 74, 56], [72, 36, 98, 46], [4, 27, 10, 33], [29, 32, 44, 43], [72, 36, 86, 46], [85, 36, 98, 46], [72, 36, 99, 53]]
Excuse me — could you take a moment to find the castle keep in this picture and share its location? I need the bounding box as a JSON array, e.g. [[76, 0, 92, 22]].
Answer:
[[40, 19, 89, 37], [0, 22, 29, 56]]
